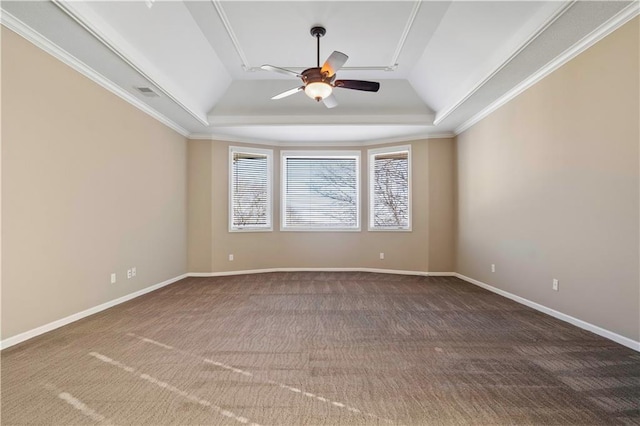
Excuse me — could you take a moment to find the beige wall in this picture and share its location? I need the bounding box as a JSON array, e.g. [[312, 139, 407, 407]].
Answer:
[[428, 138, 456, 272], [456, 18, 639, 340], [7, 12, 634, 347], [188, 138, 456, 273], [1, 28, 188, 339], [188, 140, 212, 272]]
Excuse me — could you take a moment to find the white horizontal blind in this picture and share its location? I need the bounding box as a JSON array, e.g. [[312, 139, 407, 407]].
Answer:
[[370, 147, 410, 230], [230, 147, 272, 230], [282, 152, 360, 230]]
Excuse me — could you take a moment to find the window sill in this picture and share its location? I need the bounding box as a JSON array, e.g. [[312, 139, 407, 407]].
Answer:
[[368, 227, 412, 232], [229, 227, 273, 233], [280, 227, 361, 233]]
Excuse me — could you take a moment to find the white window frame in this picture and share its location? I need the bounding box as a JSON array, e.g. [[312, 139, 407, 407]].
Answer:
[[281, 150, 361, 232], [368, 145, 412, 231], [229, 146, 273, 232]]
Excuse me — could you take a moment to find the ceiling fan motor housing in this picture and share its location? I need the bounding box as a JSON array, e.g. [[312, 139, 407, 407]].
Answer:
[[301, 67, 333, 84]]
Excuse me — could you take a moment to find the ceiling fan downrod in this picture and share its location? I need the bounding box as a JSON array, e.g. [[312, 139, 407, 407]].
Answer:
[[310, 26, 326, 68]]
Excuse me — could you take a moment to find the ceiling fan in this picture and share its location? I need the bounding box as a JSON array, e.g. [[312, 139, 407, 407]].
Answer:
[[261, 26, 380, 109]]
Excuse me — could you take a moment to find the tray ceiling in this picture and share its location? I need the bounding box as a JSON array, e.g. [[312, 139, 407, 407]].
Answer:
[[1, 0, 637, 144]]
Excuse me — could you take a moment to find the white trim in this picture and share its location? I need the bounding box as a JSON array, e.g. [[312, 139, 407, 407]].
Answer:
[[188, 268, 430, 277], [188, 132, 455, 146], [279, 228, 362, 233], [5, 269, 635, 353], [229, 146, 274, 232], [455, 273, 640, 352], [368, 145, 412, 232], [0, 12, 190, 138], [249, 65, 399, 73], [454, 1, 640, 135], [211, 0, 252, 71], [371, 132, 455, 144], [191, 269, 640, 351], [208, 114, 435, 127], [51, 0, 210, 127], [389, 0, 422, 71], [435, 1, 576, 126], [0, 274, 188, 350], [427, 272, 456, 277]]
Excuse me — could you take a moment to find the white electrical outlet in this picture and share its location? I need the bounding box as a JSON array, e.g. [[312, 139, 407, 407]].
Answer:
[[132, 267, 137, 277], [552, 279, 559, 291], [110, 273, 116, 284], [379, 252, 385, 260], [491, 264, 496, 273], [127, 269, 132, 279], [229, 254, 234, 261]]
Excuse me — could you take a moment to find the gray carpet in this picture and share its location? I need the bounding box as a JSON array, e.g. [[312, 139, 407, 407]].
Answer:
[[2, 272, 639, 425]]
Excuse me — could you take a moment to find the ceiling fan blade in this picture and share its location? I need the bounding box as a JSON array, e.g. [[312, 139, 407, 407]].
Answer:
[[321, 51, 348, 77], [334, 80, 380, 92], [261, 65, 302, 78], [271, 86, 304, 100], [323, 93, 338, 109]]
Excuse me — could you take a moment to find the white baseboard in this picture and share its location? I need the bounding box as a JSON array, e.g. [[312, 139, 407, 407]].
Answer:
[[0, 274, 188, 350], [191, 268, 639, 351], [188, 267, 434, 277], [454, 273, 640, 352], [4, 270, 636, 353], [0, 268, 442, 351]]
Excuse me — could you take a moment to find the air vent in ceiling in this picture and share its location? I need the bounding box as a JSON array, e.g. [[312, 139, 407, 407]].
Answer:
[[135, 86, 159, 98]]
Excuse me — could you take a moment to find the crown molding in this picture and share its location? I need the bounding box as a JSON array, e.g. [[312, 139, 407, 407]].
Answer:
[[454, 1, 640, 136], [365, 132, 455, 146], [208, 113, 435, 127], [51, 0, 210, 127], [1, 11, 190, 138], [435, 0, 576, 126], [188, 131, 454, 147], [245, 65, 399, 73]]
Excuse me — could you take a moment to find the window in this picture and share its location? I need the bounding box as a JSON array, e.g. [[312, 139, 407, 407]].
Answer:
[[369, 145, 411, 230], [281, 151, 360, 231], [229, 147, 272, 231]]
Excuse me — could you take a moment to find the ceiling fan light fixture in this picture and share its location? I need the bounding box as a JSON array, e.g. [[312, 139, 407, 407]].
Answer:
[[304, 82, 332, 101]]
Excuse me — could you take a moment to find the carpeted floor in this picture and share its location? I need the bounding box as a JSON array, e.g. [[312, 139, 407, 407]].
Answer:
[[2, 272, 639, 425]]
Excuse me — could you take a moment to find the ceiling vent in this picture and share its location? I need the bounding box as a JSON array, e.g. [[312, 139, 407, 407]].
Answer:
[[135, 86, 159, 98]]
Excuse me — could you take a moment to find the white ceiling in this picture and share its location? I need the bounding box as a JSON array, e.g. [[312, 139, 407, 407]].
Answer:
[[1, 0, 637, 144]]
